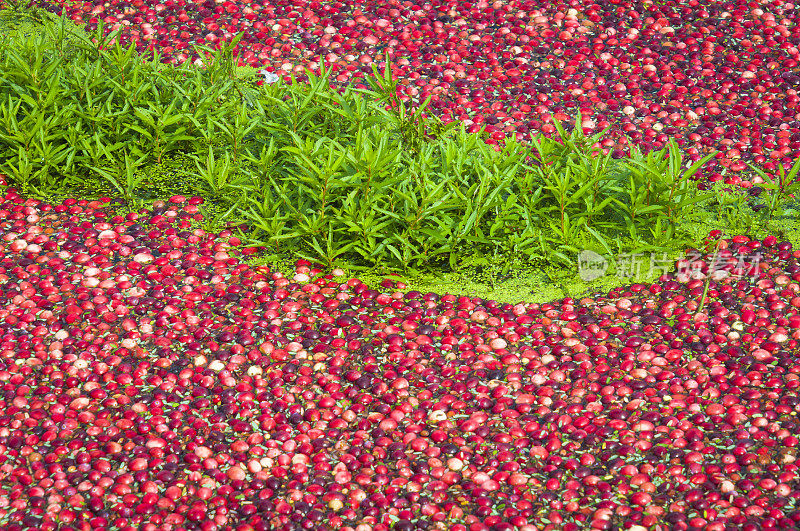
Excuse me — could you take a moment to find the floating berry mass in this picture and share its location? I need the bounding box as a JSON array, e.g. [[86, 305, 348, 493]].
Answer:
[[4, 192, 800, 531], [2, 0, 800, 530]]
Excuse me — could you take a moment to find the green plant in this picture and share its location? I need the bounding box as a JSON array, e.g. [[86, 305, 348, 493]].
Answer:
[[85, 146, 149, 208], [187, 146, 255, 231], [707, 181, 758, 235], [696, 230, 725, 315], [0, 4, 266, 206], [0, 0, 48, 25], [624, 138, 717, 226], [746, 156, 800, 226], [347, 51, 462, 157], [127, 97, 195, 165], [186, 33, 264, 110]]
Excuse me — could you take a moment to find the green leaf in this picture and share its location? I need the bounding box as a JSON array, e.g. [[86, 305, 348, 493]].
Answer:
[[133, 106, 156, 128]]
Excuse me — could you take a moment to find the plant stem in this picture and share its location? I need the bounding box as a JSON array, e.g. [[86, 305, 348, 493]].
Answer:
[[696, 235, 724, 315]]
